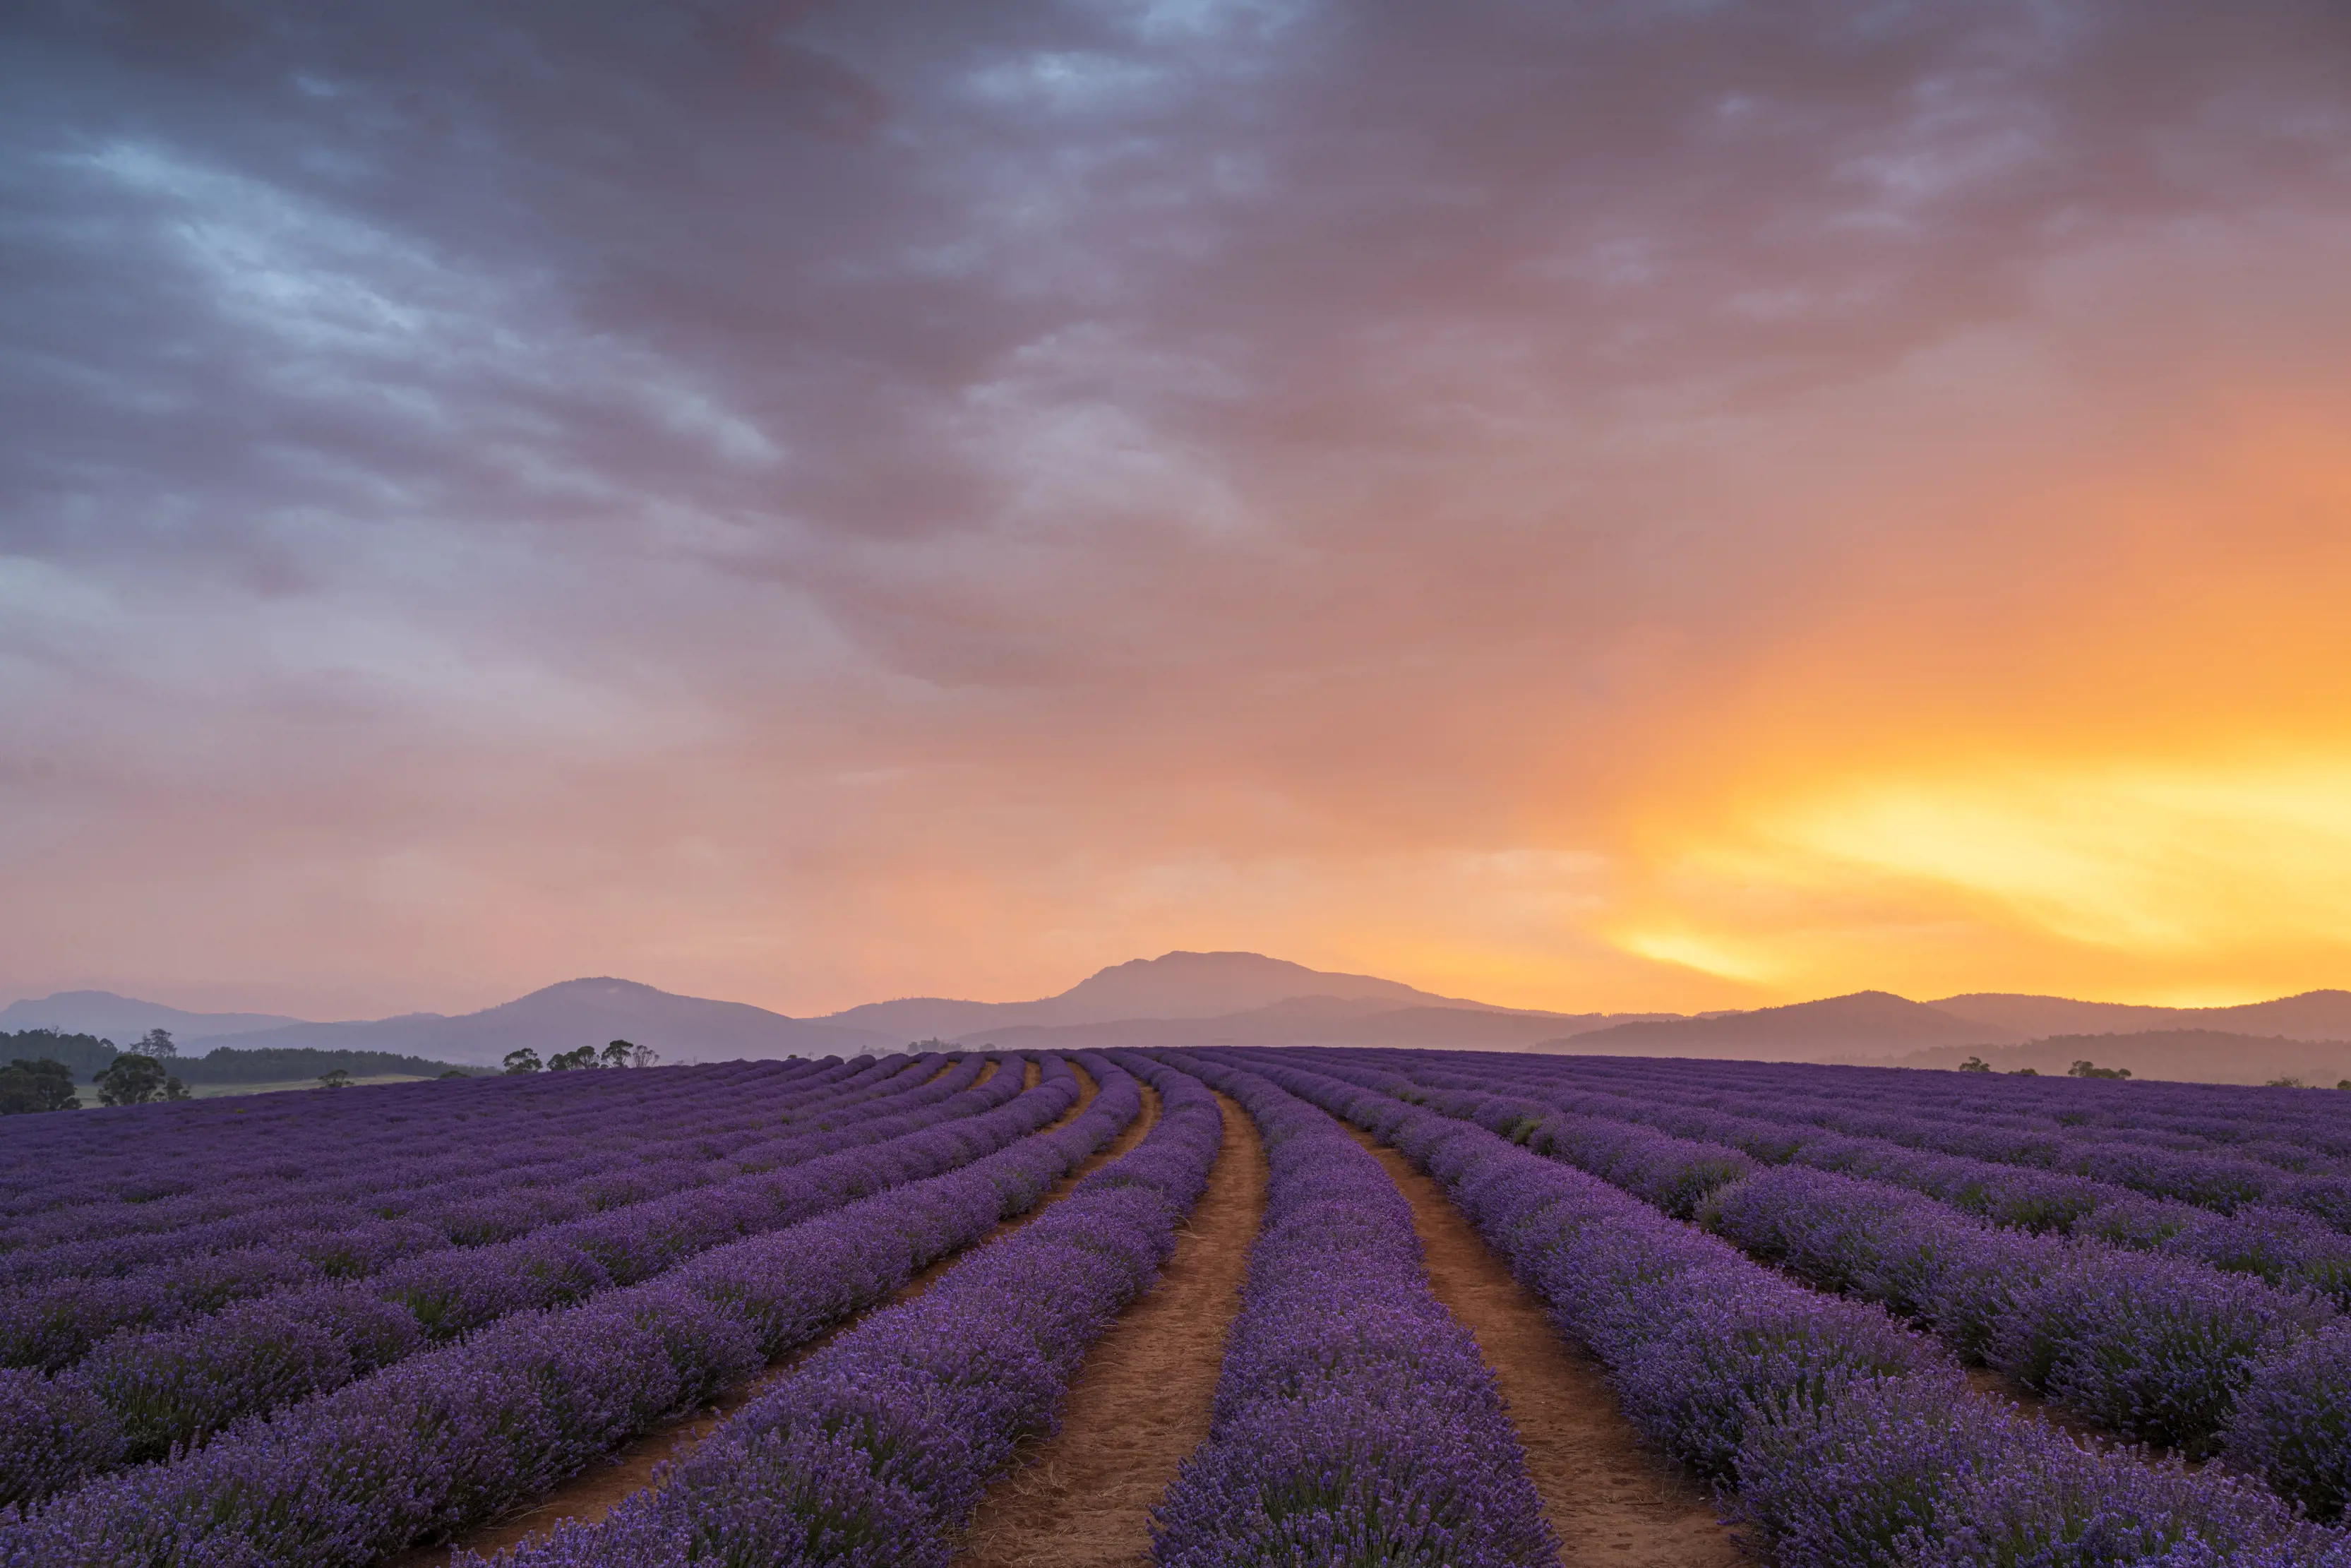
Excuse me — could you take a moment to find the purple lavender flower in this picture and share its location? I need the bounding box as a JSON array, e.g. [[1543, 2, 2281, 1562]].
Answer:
[[476, 1054, 1216, 1568], [1149, 1057, 1557, 1568]]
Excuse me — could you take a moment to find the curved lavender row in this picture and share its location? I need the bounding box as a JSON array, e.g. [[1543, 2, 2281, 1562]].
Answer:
[[0, 1051, 897, 1204], [0, 1055, 969, 1293], [0, 1053, 914, 1255], [0, 1055, 1038, 1507], [1507, 1055, 2351, 1225], [0, 1055, 967, 1298], [0, 1055, 1022, 1496], [1690, 1168, 2351, 1521], [1360, 1051, 2351, 1303], [1604, 1057, 2351, 1171], [1477, 1052, 2351, 1292], [0, 1055, 871, 1232], [1583, 1056, 2350, 1198], [0, 1051, 947, 1262], [0, 1055, 990, 1372], [472, 1052, 1217, 1568], [1422, 1051, 2314, 1201], [0, 1056, 1133, 1567], [0, 1058, 880, 1276], [1314, 1055, 2303, 1414], [1370, 1051, 2116, 1223], [1238, 1053, 2351, 1568], [1298, 1052, 2351, 1523], [1699, 1168, 2350, 1483], [1515, 1051, 2351, 1170], [0, 1060, 831, 1219], [1145, 1055, 1555, 1568]]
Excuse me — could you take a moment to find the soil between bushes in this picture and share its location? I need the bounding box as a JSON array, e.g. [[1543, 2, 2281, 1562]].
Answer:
[[406, 1070, 1746, 1568], [951, 1089, 1267, 1568], [1348, 1126, 1747, 1568], [402, 1053, 1149, 1567]]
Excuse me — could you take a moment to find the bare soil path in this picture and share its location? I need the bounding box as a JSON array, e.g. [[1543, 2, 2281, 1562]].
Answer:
[[404, 1055, 1151, 1567], [952, 1090, 1267, 1568], [1348, 1127, 1747, 1568]]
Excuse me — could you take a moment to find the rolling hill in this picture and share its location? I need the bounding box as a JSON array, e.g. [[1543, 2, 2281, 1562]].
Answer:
[[823, 950, 1567, 1038], [187, 979, 890, 1067], [957, 994, 1647, 1051], [15, 958, 2351, 1080], [1895, 1030, 2351, 1085], [0, 991, 310, 1043], [1538, 991, 2022, 1060], [1929, 990, 2351, 1043]]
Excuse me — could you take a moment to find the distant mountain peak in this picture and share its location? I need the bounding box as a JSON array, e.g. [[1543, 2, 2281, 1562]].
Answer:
[[1930, 988, 2351, 1043], [1543, 989, 2014, 1059], [1046, 950, 1471, 1022], [175, 975, 876, 1065], [519, 977, 685, 1002], [820, 949, 1524, 1037], [1762, 990, 1923, 1013], [1097, 950, 1306, 970], [1065, 950, 1354, 986]]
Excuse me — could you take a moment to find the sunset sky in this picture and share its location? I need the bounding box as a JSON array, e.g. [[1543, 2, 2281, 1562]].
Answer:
[[5, 1, 2351, 1021]]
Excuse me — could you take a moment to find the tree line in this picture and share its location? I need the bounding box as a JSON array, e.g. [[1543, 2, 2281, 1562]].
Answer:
[[1, 1024, 666, 1113], [0, 1029, 190, 1111], [1956, 1055, 2132, 1079], [0, 1028, 491, 1113], [502, 1039, 659, 1074]]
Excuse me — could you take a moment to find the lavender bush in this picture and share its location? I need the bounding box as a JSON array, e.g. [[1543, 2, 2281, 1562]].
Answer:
[[0, 1052, 979, 1365], [1236, 1051, 2348, 1568], [0, 1053, 876, 1247], [0, 1054, 1036, 1506], [1322, 1051, 2351, 1471], [0, 1058, 1116, 1557], [471, 1052, 1221, 1568], [1149, 1055, 1557, 1568]]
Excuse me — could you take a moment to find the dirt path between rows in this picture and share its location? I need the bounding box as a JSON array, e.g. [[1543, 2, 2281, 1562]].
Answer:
[[952, 1089, 1267, 1568], [407, 1055, 1154, 1567], [1348, 1127, 1747, 1568]]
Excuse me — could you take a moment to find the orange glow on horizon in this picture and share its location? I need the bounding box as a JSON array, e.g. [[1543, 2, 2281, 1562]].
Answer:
[[11, 59, 2351, 1024]]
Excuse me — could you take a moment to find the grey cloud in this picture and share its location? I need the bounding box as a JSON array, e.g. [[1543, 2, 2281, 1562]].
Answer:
[[3, 0, 2350, 1009], [9, 3, 2344, 572]]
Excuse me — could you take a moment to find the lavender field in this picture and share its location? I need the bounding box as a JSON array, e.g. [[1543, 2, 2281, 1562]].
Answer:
[[6, 1048, 2351, 1567]]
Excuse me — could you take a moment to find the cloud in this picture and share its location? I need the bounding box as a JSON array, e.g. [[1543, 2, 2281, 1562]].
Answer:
[[1, 1, 2348, 1015]]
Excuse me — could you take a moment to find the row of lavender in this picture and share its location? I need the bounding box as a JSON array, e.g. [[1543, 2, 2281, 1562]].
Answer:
[[1, 1059, 918, 1291], [472, 1049, 2351, 1566], [0, 1055, 1131, 1565], [461, 1048, 2351, 1567], [1298, 1048, 2351, 1526], [1543, 1055, 2351, 1219], [476, 1053, 1219, 1567], [0, 1053, 866, 1225], [473, 1051, 1568, 1568], [37, 1032, 2351, 1567], [1617, 1056, 2351, 1168], [0, 1053, 1048, 1508], [1147, 1055, 1555, 1566], [0, 1055, 912, 1329], [0, 1052, 916, 1259], [1368, 1051, 2351, 1302], [1550, 1049, 2351, 1159], [0, 1053, 976, 1371], [1236, 1052, 2351, 1568]]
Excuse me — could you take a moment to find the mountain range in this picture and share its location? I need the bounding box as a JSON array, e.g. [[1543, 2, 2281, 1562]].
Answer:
[[9, 954, 2351, 1084], [0, 991, 308, 1043]]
